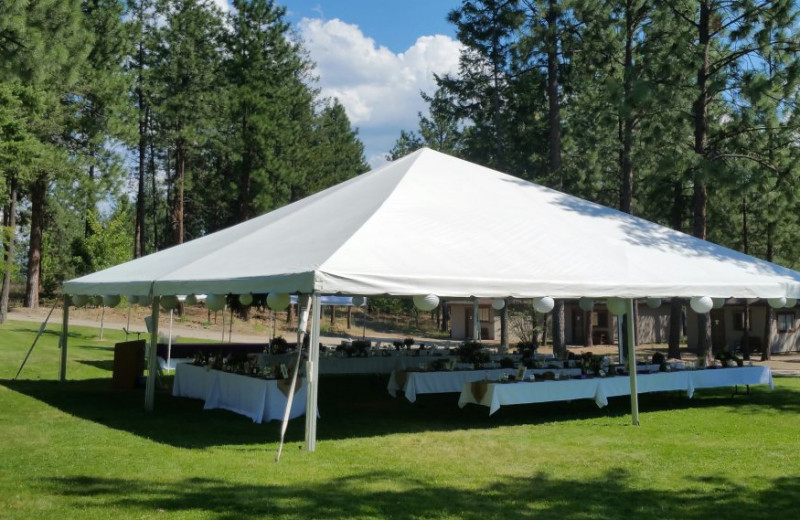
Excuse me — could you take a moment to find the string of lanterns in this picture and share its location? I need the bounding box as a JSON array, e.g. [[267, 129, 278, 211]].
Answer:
[[65, 292, 800, 315]]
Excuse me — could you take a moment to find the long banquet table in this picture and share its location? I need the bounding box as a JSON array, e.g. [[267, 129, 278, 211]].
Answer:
[[172, 363, 307, 424], [458, 366, 774, 415], [387, 367, 584, 403]]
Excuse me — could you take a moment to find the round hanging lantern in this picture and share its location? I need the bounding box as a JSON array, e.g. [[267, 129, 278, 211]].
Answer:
[[785, 298, 797, 308], [266, 293, 290, 310], [578, 297, 594, 312], [606, 297, 627, 316], [160, 295, 179, 310], [72, 294, 88, 307], [712, 297, 726, 309], [184, 294, 198, 306], [206, 294, 227, 311], [102, 294, 121, 308], [689, 296, 713, 314], [645, 297, 662, 309], [351, 296, 366, 307], [491, 299, 506, 310], [768, 297, 787, 309], [413, 294, 440, 312], [532, 296, 555, 314], [238, 293, 253, 306]]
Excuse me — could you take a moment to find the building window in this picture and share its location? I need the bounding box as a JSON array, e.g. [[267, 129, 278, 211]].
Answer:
[[777, 312, 795, 333], [479, 307, 490, 322]]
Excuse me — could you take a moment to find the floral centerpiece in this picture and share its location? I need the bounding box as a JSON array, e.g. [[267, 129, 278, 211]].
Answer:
[[457, 341, 490, 369]]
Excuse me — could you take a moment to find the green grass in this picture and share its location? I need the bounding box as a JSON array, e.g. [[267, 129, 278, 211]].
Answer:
[[2, 319, 800, 519]]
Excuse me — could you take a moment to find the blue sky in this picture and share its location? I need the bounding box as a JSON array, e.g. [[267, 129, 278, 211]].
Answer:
[[281, 1, 458, 54], [274, 1, 464, 165]]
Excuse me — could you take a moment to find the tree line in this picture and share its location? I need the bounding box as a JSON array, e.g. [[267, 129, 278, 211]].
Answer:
[[390, 0, 800, 360], [0, 0, 369, 320]]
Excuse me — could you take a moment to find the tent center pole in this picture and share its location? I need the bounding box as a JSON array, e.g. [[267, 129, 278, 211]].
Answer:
[[145, 296, 160, 411], [305, 293, 322, 451]]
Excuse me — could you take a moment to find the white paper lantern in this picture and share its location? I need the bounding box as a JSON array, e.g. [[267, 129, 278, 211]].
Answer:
[[206, 294, 227, 311], [266, 293, 290, 310], [689, 296, 714, 314], [606, 297, 627, 316], [160, 295, 179, 310], [578, 298, 594, 312], [72, 294, 88, 307], [491, 299, 506, 310], [413, 294, 440, 311], [184, 294, 198, 306], [645, 297, 661, 309], [102, 294, 121, 307], [351, 296, 366, 307], [785, 298, 797, 308], [532, 296, 555, 314], [238, 293, 253, 306], [712, 297, 726, 309], [768, 297, 787, 309]]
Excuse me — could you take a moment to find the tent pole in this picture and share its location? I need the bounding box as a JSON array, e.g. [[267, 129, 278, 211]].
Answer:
[[277, 295, 311, 462], [305, 293, 321, 451], [145, 296, 160, 411], [167, 309, 173, 368], [60, 296, 69, 381], [626, 298, 640, 426]]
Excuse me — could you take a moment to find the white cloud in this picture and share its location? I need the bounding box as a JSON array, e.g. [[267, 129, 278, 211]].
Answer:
[[297, 18, 462, 165]]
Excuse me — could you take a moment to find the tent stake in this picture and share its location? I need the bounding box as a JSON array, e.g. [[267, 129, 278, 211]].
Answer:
[[15, 299, 59, 380]]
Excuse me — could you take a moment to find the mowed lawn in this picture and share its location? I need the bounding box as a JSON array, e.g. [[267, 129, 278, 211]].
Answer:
[[1, 320, 800, 519]]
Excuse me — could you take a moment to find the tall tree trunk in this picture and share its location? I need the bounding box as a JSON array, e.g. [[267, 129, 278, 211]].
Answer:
[[619, 0, 635, 214], [85, 164, 95, 238], [150, 135, 159, 251], [135, 101, 148, 258], [239, 112, 251, 221], [692, 1, 712, 366], [761, 222, 775, 361], [25, 175, 47, 309], [441, 301, 450, 333], [172, 145, 185, 245], [740, 196, 750, 359], [1, 178, 18, 323], [546, 0, 565, 355], [667, 181, 684, 358], [500, 303, 508, 350], [584, 309, 593, 348]]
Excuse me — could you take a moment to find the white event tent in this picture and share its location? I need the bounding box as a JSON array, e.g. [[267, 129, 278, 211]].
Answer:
[[63, 148, 800, 450]]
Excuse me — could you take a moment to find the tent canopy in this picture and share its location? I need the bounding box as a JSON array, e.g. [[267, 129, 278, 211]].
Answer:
[[64, 148, 800, 300]]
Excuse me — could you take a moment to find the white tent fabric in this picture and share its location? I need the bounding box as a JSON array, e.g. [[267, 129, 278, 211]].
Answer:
[[64, 147, 800, 300]]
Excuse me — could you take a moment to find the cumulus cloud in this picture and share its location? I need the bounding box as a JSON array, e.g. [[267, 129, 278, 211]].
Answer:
[[297, 18, 462, 164]]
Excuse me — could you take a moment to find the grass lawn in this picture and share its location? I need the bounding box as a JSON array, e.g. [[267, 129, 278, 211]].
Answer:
[[1, 319, 799, 519]]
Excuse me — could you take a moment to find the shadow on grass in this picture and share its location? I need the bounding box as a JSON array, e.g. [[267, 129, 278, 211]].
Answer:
[[76, 359, 114, 371], [2, 375, 799, 451], [42, 467, 800, 519]]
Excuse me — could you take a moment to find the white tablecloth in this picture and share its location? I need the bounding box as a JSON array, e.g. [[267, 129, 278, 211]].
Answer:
[[458, 366, 774, 415], [172, 363, 308, 423], [387, 368, 584, 402]]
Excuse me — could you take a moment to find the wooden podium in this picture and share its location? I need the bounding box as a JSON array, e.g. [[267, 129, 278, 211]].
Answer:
[[112, 340, 145, 389]]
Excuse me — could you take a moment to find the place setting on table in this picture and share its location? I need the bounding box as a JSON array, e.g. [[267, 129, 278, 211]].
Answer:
[[457, 351, 774, 416]]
